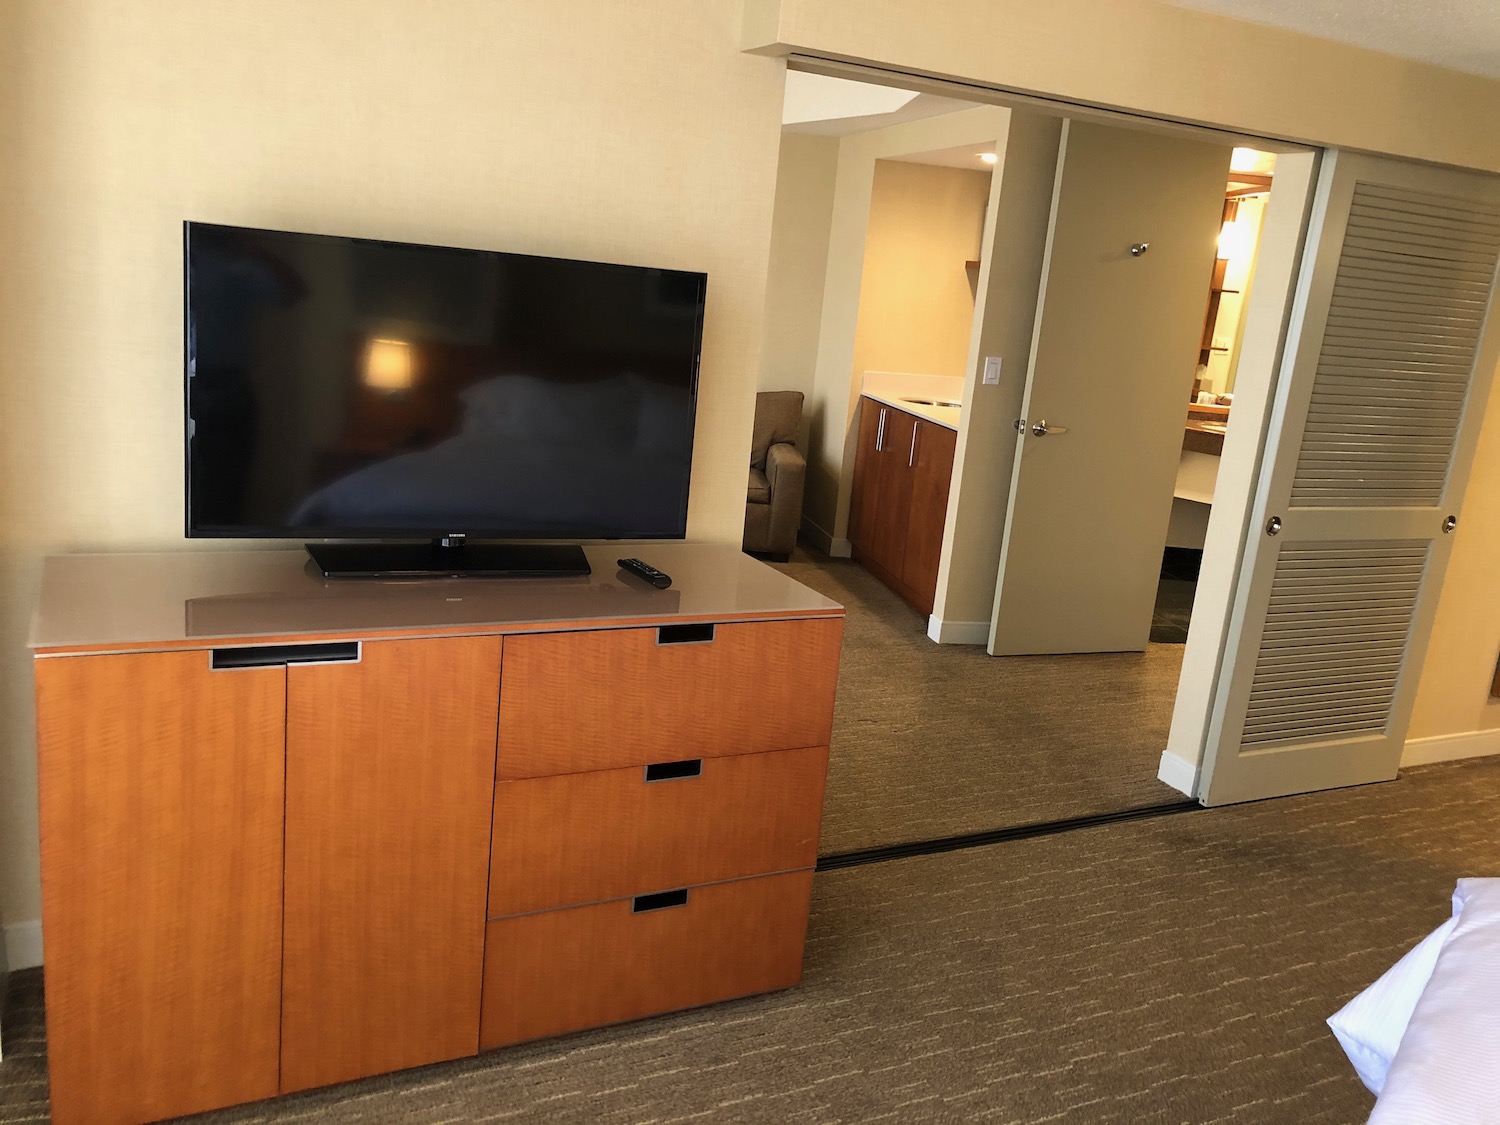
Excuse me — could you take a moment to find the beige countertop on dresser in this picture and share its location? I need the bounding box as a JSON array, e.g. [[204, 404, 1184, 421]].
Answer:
[[31, 543, 843, 654]]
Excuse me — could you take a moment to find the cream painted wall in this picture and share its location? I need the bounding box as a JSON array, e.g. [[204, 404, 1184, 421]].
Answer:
[[851, 161, 990, 398], [747, 0, 1500, 759], [1408, 359, 1500, 739], [802, 107, 1007, 543], [759, 132, 839, 418], [0, 0, 786, 961]]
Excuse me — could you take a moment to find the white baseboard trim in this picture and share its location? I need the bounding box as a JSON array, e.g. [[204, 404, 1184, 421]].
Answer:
[[797, 519, 851, 559], [4, 920, 42, 970], [925, 617, 990, 645], [1157, 751, 1199, 798], [1401, 729, 1500, 769], [1152, 733, 1497, 798]]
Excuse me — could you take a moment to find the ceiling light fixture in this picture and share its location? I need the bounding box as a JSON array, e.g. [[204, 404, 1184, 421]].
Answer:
[[979, 152, 998, 165]]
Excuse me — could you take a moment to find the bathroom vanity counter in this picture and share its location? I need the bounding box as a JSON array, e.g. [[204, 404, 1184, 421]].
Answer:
[[861, 391, 961, 432]]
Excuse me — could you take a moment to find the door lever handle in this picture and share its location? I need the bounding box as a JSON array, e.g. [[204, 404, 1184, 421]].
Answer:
[[1030, 419, 1068, 437]]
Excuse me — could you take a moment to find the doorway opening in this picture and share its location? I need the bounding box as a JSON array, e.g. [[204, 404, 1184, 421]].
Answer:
[[1156, 147, 1278, 643], [752, 68, 1313, 857]]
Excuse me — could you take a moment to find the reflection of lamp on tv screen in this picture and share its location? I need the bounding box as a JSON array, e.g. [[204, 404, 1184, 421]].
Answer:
[[184, 221, 706, 577]]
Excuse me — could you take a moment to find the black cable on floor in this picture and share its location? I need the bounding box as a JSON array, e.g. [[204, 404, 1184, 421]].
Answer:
[[816, 800, 1202, 871]]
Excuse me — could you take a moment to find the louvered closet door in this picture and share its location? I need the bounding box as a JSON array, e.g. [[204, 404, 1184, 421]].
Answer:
[[1199, 151, 1500, 805]]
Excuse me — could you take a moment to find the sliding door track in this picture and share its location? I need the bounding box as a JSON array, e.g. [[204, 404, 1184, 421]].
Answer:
[[816, 800, 1201, 872]]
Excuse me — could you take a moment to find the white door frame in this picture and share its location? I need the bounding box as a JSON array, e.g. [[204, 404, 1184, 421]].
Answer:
[[1158, 149, 1324, 795], [784, 55, 1329, 797]]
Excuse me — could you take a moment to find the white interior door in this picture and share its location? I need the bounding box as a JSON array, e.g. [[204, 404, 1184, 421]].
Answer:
[[1198, 151, 1500, 805], [988, 120, 1231, 655]]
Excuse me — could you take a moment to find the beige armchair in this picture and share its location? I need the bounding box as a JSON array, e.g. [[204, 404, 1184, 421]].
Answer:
[[743, 390, 806, 561]]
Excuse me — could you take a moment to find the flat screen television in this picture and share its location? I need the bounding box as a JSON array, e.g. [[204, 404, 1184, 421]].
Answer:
[[184, 221, 706, 577]]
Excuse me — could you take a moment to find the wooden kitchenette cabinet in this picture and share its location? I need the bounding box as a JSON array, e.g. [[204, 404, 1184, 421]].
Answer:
[[31, 545, 843, 1125], [849, 395, 957, 615]]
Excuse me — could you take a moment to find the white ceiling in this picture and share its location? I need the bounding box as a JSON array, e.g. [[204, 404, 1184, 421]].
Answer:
[[782, 72, 920, 127], [1167, 0, 1500, 79], [782, 72, 982, 137], [780, 76, 995, 166]]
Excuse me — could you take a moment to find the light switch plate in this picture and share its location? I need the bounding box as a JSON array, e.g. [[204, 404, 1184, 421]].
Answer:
[[982, 356, 1002, 385]]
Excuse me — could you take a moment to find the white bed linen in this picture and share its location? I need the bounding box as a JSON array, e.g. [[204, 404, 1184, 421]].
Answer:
[[1328, 914, 1457, 1095], [1331, 879, 1500, 1124]]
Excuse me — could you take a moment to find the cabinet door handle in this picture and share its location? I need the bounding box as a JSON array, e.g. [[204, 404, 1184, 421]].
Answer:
[[633, 888, 689, 913], [657, 622, 715, 645], [875, 407, 887, 452], [644, 758, 703, 782], [211, 641, 360, 669], [909, 420, 920, 467]]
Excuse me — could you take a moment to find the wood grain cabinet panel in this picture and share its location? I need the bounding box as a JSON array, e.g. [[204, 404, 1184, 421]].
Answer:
[[480, 871, 814, 1049], [849, 399, 916, 581], [35, 650, 285, 1125], [902, 420, 958, 615], [497, 618, 842, 778], [280, 635, 502, 1094], [490, 745, 828, 916], [848, 398, 888, 559], [848, 397, 957, 615]]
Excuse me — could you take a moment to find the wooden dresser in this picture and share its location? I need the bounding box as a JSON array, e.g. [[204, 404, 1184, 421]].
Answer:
[[30, 544, 843, 1125]]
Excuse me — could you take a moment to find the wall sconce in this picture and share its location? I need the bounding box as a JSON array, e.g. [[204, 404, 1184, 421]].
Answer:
[[1229, 146, 1276, 175], [364, 338, 414, 392], [1217, 218, 1251, 261]]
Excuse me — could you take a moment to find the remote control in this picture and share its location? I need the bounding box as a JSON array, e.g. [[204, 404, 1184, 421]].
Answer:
[[617, 557, 672, 589]]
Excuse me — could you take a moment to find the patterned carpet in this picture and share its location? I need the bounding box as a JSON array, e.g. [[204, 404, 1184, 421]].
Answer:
[[771, 550, 1187, 855], [4, 756, 1498, 1123]]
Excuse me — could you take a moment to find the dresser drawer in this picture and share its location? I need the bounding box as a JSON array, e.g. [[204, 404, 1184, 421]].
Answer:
[[489, 744, 826, 917], [496, 617, 842, 778], [479, 870, 813, 1049]]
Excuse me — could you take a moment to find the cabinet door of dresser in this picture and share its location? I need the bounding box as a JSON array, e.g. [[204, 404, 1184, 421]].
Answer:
[[36, 649, 285, 1125], [281, 635, 502, 1094], [497, 617, 842, 778]]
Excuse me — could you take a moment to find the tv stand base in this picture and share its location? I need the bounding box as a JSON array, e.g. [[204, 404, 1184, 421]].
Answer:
[[305, 541, 592, 579]]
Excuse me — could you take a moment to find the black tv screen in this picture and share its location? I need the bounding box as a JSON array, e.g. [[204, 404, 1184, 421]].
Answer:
[[185, 222, 705, 543]]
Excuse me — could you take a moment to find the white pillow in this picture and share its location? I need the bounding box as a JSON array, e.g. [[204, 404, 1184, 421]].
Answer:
[[1369, 879, 1500, 1124], [1328, 914, 1457, 1095]]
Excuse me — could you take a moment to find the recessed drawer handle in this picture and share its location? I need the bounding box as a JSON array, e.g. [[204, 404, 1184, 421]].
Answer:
[[211, 641, 360, 669], [633, 888, 689, 913], [657, 623, 715, 645], [644, 759, 703, 782]]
